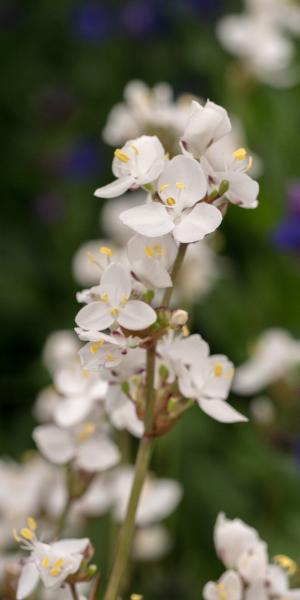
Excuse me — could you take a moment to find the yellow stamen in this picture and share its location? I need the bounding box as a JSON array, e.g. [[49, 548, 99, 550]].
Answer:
[[214, 363, 224, 377], [153, 243, 163, 256], [217, 583, 227, 600], [166, 197, 176, 206], [90, 340, 104, 354], [121, 293, 128, 304], [27, 516, 37, 531], [41, 556, 50, 569], [111, 307, 119, 317], [145, 245, 154, 258], [182, 325, 190, 337], [233, 147, 247, 161], [247, 156, 253, 171], [100, 292, 109, 303], [54, 559, 64, 569], [165, 152, 170, 160], [78, 421, 96, 442], [175, 181, 186, 190], [274, 555, 297, 576], [114, 149, 130, 163], [99, 246, 113, 257], [50, 567, 61, 577], [13, 528, 20, 543], [20, 528, 34, 541], [105, 353, 114, 362], [159, 183, 169, 193]]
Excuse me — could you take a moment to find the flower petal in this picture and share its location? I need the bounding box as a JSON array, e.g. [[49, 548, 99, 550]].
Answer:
[[76, 436, 121, 472], [17, 562, 40, 600], [120, 202, 174, 237], [158, 155, 207, 209], [33, 425, 75, 464], [75, 301, 114, 332], [198, 398, 248, 423], [52, 538, 90, 554], [173, 203, 222, 243], [54, 396, 95, 428], [94, 175, 135, 199], [118, 300, 157, 330]]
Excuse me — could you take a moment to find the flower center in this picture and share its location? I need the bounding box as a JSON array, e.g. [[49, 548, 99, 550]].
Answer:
[[111, 307, 119, 317], [145, 244, 164, 258], [99, 246, 113, 257], [233, 147, 247, 161], [90, 340, 105, 354], [100, 292, 109, 303], [78, 421, 96, 443], [114, 149, 130, 163], [166, 197, 176, 206], [214, 363, 224, 377]]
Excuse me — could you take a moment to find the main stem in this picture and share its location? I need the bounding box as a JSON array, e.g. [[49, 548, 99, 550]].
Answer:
[[162, 243, 187, 307], [103, 345, 156, 600], [69, 583, 80, 600]]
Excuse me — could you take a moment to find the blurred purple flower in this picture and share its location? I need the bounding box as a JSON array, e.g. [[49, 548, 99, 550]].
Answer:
[[70, 3, 112, 43], [271, 181, 300, 251], [119, 0, 166, 37], [56, 141, 102, 181], [34, 192, 65, 224]]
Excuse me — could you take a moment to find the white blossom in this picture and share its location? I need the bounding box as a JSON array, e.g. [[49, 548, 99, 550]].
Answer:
[[181, 100, 232, 158], [75, 263, 157, 333], [203, 570, 242, 600], [94, 135, 165, 199], [127, 233, 178, 288]]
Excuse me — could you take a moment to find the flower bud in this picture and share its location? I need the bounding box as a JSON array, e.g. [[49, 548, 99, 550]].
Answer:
[[170, 309, 189, 328]]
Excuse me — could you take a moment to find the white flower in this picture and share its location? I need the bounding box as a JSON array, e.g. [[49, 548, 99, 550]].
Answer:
[[120, 155, 222, 243], [53, 364, 108, 428], [203, 570, 243, 600], [75, 263, 157, 333], [73, 472, 113, 518], [34, 386, 61, 423], [181, 100, 231, 158], [94, 135, 165, 199], [237, 541, 269, 583], [202, 143, 259, 208], [132, 525, 171, 562], [106, 347, 146, 382], [233, 328, 300, 394], [127, 233, 178, 288], [42, 330, 79, 375], [159, 334, 246, 423], [101, 190, 149, 245], [216, 1, 300, 87], [214, 513, 260, 568], [112, 466, 182, 525], [15, 521, 89, 599], [72, 240, 117, 287], [33, 423, 120, 473], [105, 386, 144, 438]]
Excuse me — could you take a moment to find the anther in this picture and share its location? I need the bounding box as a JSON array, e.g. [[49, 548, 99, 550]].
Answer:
[[114, 149, 130, 163]]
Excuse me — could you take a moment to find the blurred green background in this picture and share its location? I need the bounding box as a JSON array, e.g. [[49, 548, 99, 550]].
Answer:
[[1, 0, 300, 598]]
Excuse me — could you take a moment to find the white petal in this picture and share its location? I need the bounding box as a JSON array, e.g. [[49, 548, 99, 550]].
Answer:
[[52, 538, 90, 554], [173, 203, 222, 243], [75, 301, 114, 331], [182, 99, 231, 157], [54, 396, 95, 428], [94, 175, 134, 199], [120, 202, 174, 236], [33, 425, 75, 464], [118, 300, 157, 330], [17, 562, 40, 600], [158, 155, 207, 208], [100, 262, 132, 303], [198, 398, 248, 423], [76, 436, 121, 472], [224, 172, 259, 208]]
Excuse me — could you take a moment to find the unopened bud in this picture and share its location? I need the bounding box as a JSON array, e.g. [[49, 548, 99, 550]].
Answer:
[[121, 381, 130, 395], [159, 364, 169, 381], [167, 397, 178, 413], [170, 309, 189, 328], [87, 564, 98, 578], [218, 179, 229, 196]]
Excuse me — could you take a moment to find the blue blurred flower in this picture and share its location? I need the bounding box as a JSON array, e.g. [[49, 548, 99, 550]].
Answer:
[[119, 0, 166, 37], [271, 181, 300, 251], [70, 3, 112, 43], [58, 141, 102, 181]]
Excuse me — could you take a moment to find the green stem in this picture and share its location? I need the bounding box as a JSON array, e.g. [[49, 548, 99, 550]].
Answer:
[[103, 345, 156, 600], [162, 243, 188, 307], [69, 583, 80, 600]]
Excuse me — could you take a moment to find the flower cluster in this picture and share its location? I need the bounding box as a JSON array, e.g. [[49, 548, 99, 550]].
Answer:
[[203, 513, 300, 599], [217, 0, 300, 87]]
